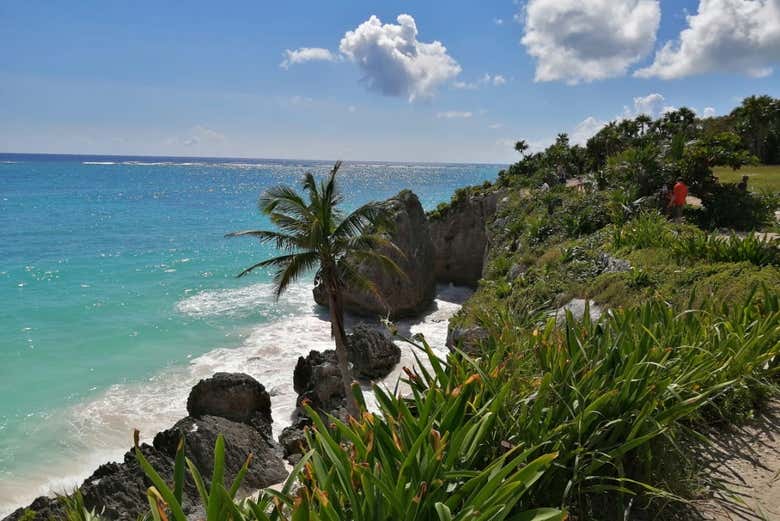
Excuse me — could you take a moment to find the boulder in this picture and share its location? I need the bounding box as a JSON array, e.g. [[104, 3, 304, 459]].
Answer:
[[313, 190, 436, 318], [187, 372, 273, 437], [446, 325, 489, 354], [279, 421, 309, 462], [3, 375, 285, 521], [554, 299, 602, 324], [293, 350, 345, 412], [153, 415, 287, 492], [429, 190, 501, 287], [598, 253, 631, 274], [346, 325, 401, 380]]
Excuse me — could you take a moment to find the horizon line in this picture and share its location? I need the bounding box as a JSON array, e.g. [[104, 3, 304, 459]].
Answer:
[[0, 151, 510, 168]]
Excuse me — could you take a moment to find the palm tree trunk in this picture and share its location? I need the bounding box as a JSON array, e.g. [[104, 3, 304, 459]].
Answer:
[[326, 280, 360, 418]]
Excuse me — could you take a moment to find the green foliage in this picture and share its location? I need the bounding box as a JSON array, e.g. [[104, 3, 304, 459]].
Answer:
[[672, 232, 779, 266], [729, 95, 780, 164], [475, 289, 780, 517], [610, 212, 673, 251], [293, 341, 564, 521], [697, 184, 778, 230], [58, 492, 103, 521]]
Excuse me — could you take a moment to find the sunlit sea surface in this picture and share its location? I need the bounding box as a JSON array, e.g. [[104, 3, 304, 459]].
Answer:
[[0, 154, 500, 514]]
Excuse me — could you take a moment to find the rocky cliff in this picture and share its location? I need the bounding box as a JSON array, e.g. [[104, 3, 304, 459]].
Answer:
[[313, 190, 436, 318], [428, 190, 501, 287]]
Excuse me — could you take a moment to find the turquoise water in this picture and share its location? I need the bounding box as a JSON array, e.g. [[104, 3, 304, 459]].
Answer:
[[0, 154, 499, 512]]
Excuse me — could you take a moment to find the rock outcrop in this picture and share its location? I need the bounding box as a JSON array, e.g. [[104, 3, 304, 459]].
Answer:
[[293, 349, 346, 413], [187, 372, 273, 437], [4, 374, 286, 521], [346, 325, 401, 380], [429, 190, 501, 287], [313, 190, 436, 318], [446, 325, 489, 354], [154, 415, 287, 492]]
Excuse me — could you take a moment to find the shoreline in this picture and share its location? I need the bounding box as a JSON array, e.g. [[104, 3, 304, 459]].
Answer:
[[0, 284, 471, 517]]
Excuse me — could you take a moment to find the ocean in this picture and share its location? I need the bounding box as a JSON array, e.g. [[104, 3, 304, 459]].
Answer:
[[0, 153, 500, 514]]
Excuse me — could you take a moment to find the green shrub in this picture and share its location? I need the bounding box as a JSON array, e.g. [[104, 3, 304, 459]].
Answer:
[[470, 289, 780, 517], [698, 184, 778, 230], [610, 212, 673, 251], [672, 232, 779, 266]]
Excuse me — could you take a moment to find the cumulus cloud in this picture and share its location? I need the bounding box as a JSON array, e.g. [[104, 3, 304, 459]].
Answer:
[[521, 0, 661, 83], [494, 18, 505, 25], [280, 47, 337, 69], [625, 93, 667, 118], [702, 106, 717, 118], [171, 126, 226, 147], [339, 14, 462, 101], [571, 116, 607, 145], [436, 111, 473, 119], [635, 0, 780, 79]]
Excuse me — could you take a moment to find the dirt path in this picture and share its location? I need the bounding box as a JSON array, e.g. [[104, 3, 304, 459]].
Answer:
[[694, 400, 780, 520]]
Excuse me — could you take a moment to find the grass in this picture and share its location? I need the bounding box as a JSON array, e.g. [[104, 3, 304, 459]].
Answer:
[[714, 165, 780, 193]]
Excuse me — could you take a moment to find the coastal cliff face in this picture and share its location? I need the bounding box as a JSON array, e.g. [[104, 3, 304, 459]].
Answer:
[[429, 190, 501, 287], [313, 190, 436, 319]]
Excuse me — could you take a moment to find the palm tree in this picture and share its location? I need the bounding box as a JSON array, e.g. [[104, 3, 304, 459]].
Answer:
[[226, 161, 402, 416]]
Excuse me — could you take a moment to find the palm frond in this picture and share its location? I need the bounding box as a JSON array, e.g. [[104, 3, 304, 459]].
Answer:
[[349, 248, 407, 281], [332, 201, 392, 240], [270, 251, 320, 298], [233, 251, 314, 279], [336, 259, 382, 303], [224, 229, 304, 252], [340, 233, 406, 260], [260, 185, 310, 219]]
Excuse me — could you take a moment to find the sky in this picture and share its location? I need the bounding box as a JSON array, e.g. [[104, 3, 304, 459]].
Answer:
[[1, 0, 779, 164]]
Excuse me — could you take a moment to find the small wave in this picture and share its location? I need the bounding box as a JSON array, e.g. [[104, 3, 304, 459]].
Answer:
[[82, 161, 116, 165], [176, 282, 313, 318]]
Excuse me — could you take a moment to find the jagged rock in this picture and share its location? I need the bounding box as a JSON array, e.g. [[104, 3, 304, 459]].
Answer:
[[446, 325, 489, 354], [554, 299, 602, 324], [293, 350, 345, 412], [4, 375, 285, 521], [187, 372, 273, 437], [429, 190, 501, 287], [279, 422, 309, 460], [313, 190, 436, 318], [4, 495, 65, 521], [154, 415, 287, 493], [599, 253, 631, 274], [346, 325, 401, 380]]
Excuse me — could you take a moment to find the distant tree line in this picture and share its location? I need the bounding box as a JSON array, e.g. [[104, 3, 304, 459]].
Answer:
[[500, 94, 779, 230]]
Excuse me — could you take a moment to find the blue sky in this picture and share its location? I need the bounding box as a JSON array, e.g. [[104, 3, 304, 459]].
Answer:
[[1, 0, 779, 163]]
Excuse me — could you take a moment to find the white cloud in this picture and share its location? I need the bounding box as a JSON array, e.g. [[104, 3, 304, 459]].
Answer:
[[636, 0, 780, 79], [494, 18, 505, 25], [489, 123, 504, 129], [453, 73, 506, 89], [436, 111, 473, 119], [347, 105, 357, 113], [625, 93, 667, 118], [280, 47, 337, 69], [702, 106, 717, 118], [571, 116, 607, 145], [339, 14, 461, 101], [521, 0, 661, 84]]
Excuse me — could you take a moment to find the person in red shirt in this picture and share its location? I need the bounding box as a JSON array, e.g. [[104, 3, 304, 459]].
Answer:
[[668, 178, 688, 222]]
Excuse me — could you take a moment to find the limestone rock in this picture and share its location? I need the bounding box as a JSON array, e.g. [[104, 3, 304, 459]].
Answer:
[[429, 190, 501, 287], [313, 190, 436, 318]]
